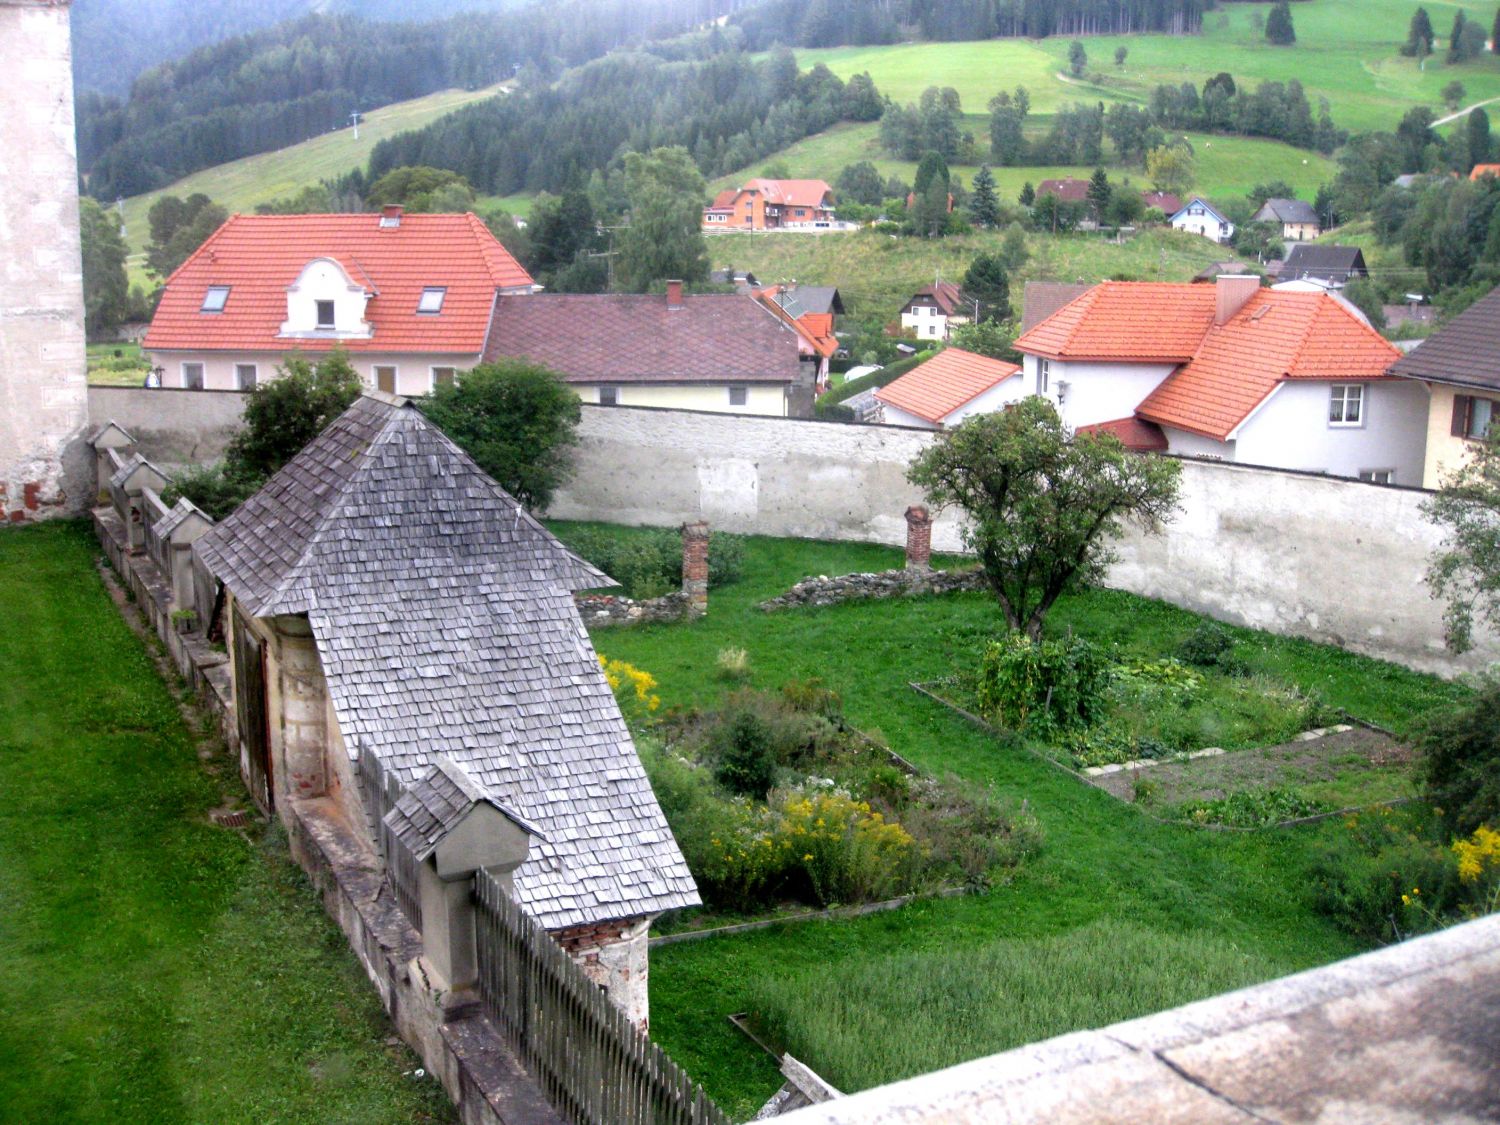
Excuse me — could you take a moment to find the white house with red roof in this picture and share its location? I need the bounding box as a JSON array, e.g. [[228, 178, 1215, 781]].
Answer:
[[143, 206, 535, 395], [873, 348, 1023, 429], [702, 178, 835, 231], [1014, 276, 1429, 484], [895, 281, 972, 342]]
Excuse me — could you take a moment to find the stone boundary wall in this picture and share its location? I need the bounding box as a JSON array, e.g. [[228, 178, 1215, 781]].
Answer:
[[88, 391, 1498, 676], [759, 566, 988, 610], [575, 591, 695, 627]]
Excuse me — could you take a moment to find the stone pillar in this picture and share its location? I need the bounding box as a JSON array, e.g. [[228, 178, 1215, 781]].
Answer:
[[271, 615, 329, 804], [681, 521, 709, 616], [905, 505, 932, 571], [0, 0, 91, 524]]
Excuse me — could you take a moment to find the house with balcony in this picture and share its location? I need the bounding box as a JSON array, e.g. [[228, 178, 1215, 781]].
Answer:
[[702, 178, 836, 230], [142, 206, 535, 395]]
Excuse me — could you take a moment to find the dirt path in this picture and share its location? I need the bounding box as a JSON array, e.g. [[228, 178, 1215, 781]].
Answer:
[[1434, 95, 1500, 127]]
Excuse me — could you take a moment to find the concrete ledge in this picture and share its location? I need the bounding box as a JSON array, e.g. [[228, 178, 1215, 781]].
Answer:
[[775, 914, 1500, 1123]]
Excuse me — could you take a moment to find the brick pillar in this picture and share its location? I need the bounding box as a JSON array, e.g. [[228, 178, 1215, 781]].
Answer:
[[681, 521, 709, 616], [905, 505, 932, 571]]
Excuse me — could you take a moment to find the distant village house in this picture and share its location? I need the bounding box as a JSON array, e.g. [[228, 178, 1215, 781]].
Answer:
[[702, 178, 836, 230]]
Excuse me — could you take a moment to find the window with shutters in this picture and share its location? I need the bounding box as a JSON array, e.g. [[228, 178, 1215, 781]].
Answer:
[[1452, 394, 1497, 441]]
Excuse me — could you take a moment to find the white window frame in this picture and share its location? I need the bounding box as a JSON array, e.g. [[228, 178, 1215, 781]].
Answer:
[[1358, 469, 1394, 484], [1329, 383, 1364, 427], [728, 385, 748, 407], [181, 362, 205, 390], [430, 366, 457, 392], [373, 365, 398, 394], [1039, 359, 1051, 395], [201, 286, 230, 313], [234, 363, 258, 391], [417, 287, 446, 314], [1465, 396, 1495, 441], [315, 300, 336, 330], [599, 386, 619, 406]]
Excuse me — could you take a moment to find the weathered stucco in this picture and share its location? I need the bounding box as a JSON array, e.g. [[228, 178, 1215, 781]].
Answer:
[[0, 0, 90, 521]]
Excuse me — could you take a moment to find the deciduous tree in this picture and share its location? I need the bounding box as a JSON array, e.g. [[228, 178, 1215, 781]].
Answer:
[[145, 192, 227, 279], [1146, 144, 1195, 195], [1067, 39, 1088, 77], [907, 397, 1182, 639], [1423, 424, 1500, 652], [79, 197, 130, 339], [614, 146, 709, 293]]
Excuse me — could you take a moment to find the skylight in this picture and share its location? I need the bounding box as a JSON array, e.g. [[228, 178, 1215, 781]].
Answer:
[[201, 286, 230, 313], [417, 287, 446, 314]]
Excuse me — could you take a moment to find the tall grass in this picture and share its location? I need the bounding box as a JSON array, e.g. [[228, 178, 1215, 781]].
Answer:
[[747, 918, 1278, 1092]]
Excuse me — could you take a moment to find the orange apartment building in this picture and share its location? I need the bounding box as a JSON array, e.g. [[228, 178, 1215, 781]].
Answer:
[[703, 178, 836, 230]]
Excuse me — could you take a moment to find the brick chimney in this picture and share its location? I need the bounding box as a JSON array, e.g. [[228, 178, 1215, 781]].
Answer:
[[681, 521, 709, 615], [905, 505, 932, 571], [1215, 274, 1259, 325], [666, 279, 684, 309], [379, 204, 403, 229]]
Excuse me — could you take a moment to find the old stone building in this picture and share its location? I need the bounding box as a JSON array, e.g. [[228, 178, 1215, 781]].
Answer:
[[191, 393, 699, 1023], [0, 0, 90, 522]]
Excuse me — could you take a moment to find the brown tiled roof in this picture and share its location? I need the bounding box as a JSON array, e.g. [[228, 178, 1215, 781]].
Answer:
[[874, 347, 1021, 424], [1388, 284, 1500, 391], [144, 211, 533, 355], [1021, 282, 1092, 332], [484, 293, 802, 384], [1037, 177, 1090, 202], [903, 281, 965, 317]]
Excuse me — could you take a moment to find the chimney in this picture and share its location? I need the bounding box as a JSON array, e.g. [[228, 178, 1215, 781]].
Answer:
[[905, 505, 932, 571], [1215, 274, 1259, 324], [666, 279, 684, 309], [379, 204, 403, 229], [681, 521, 709, 616]]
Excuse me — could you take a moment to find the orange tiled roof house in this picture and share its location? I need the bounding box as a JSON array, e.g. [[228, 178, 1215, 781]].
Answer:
[[703, 178, 835, 231], [1010, 276, 1428, 485], [873, 348, 1022, 429], [143, 206, 536, 395]]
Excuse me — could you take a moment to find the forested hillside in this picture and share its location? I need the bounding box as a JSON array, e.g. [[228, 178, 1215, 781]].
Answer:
[[78, 0, 740, 199], [729, 0, 1210, 49]]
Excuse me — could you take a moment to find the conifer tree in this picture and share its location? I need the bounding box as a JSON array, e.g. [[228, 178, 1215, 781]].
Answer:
[[1019, 181, 1036, 207], [1265, 1, 1296, 45], [1403, 7, 1436, 58], [968, 165, 1001, 227], [1087, 168, 1112, 222]]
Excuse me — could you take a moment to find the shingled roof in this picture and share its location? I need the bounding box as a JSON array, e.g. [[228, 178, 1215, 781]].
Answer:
[[1388, 283, 1500, 392], [1254, 198, 1319, 226], [484, 293, 802, 384], [386, 754, 544, 863], [195, 394, 700, 928], [1281, 245, 1368, 285]]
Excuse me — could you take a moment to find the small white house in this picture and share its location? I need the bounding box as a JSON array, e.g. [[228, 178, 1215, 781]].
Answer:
[[1170, 198, 1235, 243]]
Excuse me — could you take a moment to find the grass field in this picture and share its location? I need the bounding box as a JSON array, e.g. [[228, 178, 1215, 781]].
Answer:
[[87, 341, 151, 386], [0, 522, 455, 1124], [546, 523, 1466, 1117]]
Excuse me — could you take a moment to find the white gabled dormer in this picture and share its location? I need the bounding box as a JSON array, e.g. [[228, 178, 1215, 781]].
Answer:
[[279, 257, 374, 340]]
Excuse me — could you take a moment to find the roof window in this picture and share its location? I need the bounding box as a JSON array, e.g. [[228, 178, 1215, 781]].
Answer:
[[417, 287, 446, 314], [201, 286, 230, 313]]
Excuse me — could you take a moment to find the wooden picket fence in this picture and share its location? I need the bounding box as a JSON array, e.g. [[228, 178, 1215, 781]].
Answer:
[[474, 872, 732, 1125]]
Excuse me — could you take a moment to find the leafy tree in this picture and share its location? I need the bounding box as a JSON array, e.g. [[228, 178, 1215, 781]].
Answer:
[[968, 165, 1002, 227], [988, 88, 1030, 165], [1342, 278, 1387, 329], [1114, 45, 1128, 68], [145, 193, 227, 279], [907, 397, 1182, 639], [837, 161, 886, 206], [79, 197, 130, 339], [1423, 425, 1500, 653], [1087, 168, 1112, 222], [614, 147, 709, 293], [998, 222, 1030, 271], [962, 254, 1011, 322], [1203, 71, 1236, 100], [1067, 39, 1088, 78], [1018, 181, 1036, 207], [1446, 9, 1484, 62], [419, 360, 581, 511], [949, 318, 1019, 362], [527, 190, 604, 291], [1403, 7, 1436, 58], [911, 175, 952, 238], [1106, 188, 1145, 227], [1470, 107, 1493, 168], [366, 166, 476, 213], [1443, 80, 1468, 112], [1397, 106, 1440, 171], [1146, 145, 1195, 195], [1265, 1, 1296, 45], [1416, 679, 1500, 836]]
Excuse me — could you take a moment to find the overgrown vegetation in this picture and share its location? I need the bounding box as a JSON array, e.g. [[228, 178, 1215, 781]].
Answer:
[[0, 522, 455, 1123], [557, 524, 746, 599]]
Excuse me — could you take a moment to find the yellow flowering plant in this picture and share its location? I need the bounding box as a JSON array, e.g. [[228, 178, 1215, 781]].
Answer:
[[599, 654, 661, 726], [1452, 824, 1500, 919]]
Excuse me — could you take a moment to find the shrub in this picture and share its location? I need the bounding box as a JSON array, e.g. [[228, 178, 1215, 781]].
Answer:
[[1311, 806, 1462, 941], [1417, 677, 1500, 837], [599, 655, 660, 726], [716, 647, 752, 681], [1176, 623, 1245, 674], [559, 526, 746, 598], [711, 707, 779, 798], [770, 786, 920, 906], [1173, 786, 1329, 829], [974, 633, 1110, 734]]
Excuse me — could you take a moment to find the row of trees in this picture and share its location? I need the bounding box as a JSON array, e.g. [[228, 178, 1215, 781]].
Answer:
[[1401, 6, 1494, 64], [79, 1, 742, 199]]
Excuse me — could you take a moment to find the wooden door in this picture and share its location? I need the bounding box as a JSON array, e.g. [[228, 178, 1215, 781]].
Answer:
[[233, 610, 272, 812]]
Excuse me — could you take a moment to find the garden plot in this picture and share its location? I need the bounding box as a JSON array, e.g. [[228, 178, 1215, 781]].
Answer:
[[1088, 725, 1417, 828]]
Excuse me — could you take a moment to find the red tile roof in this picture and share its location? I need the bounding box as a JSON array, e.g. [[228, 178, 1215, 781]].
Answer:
[[1136, 290, 1404, 440], [874, 347, 1022, 424], [708, 190, 739, 211], [144, 212, 533, 355], [484, 293, 802, 383], [743, 178, 834, 208], [1076, 416, 1168, 452], [1141, 191, 1182, 215], [1015, 281, 1219, 362], [1037, 177, 1090, 202], [752, 287, 838, 358], [904, 281, 966, 317], [1470, 164, 1500, 180]]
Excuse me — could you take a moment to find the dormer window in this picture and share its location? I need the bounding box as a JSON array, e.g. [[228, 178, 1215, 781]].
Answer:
[[417, 287, 446, 314], [316, 300, 336, 329], [201, 286, 230, 313]]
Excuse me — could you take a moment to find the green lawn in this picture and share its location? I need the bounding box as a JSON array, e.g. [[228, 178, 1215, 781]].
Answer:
[[87, 340, 152, 386], [548, 523, 1466, 1118], [0, 522, 455, 1125]]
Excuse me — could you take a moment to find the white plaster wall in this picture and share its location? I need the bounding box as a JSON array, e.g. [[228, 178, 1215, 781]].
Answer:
[[944, 376, 1028, 426], [1161, 426, 1233, 460], [281, 259, 370, 338], [1172, 214, 1233, 241], [1043, 359, 1176, 429], [879, 402, 939, 429], [0, 0, 90, 519], [147, 350, 479, 396], [573, 382, 788, 417], [1234, 380, 1430, 485], [901, 309, 948, 340]]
